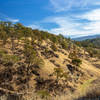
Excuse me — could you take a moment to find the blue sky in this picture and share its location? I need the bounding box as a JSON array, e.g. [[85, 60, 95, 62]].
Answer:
[[0, 0, 100, 38]]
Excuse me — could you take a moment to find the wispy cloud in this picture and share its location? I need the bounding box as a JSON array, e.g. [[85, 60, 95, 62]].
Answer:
[[78, 9, 100, 21], [49, 0, 100, 12], [0, 13, 19, 23], [27, 23, 46, 31], [5, 18, 19, 23], [44, 16, 86, 37], [42, 8, 100, 38], [28, 8, 100, 38], [38, 0, 100, 38], [28, 24, 41, 29]]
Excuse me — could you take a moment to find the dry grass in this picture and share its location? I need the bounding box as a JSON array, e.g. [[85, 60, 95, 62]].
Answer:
[[0, 40, 100, 100]]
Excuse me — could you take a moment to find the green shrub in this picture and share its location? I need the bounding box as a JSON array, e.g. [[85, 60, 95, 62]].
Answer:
[[53, 68, 68, 83], [68, 52, 77, 59], [44, 48, 49, 53], [34, 58, 44, 68], [24, 42, 37, 66], [49, 35, 58, 43], [51, 44, 58, 51], [72, 58, 82, 67], [24, 42, 44, 68], [0, 49, 7, 57], [61, 40, 68, 49], [37, 90, 50, 99], [3, 54, 20, 64]]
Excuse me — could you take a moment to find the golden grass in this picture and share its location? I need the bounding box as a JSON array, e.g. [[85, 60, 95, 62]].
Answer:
[[79, 78, 95, 96]]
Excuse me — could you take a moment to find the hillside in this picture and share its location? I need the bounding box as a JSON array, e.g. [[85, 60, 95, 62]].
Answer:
[[0, 21, 100, 100], [72, 34, 100, 41], [75, 38, 100, 59], [80, 38, 100, 49]]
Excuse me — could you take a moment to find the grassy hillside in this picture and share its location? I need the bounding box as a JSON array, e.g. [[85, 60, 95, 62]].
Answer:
[[75, 38, 100, 58], [0, 21, 100, 100], [80, 38, 100, 49]]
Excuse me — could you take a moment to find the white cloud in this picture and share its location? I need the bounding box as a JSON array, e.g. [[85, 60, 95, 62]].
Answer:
[[6, 18, 19, 23], [78, 9, 100, 21], [28, 24, 47, 31], [43, 8, 100, 38], [45, 16, 86, 37], [0, 13, 19, 23], [49, 0, 100, 12], [94, 2, 100, 5], [28, 24, 41, 29], [83, 21, 100, 33]]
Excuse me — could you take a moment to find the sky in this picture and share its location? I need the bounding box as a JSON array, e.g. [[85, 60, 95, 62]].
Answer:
[[0, 0, 100, 38]]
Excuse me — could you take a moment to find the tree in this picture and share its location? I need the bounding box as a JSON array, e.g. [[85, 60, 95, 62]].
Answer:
[[22, 27, 32, 41], [0, 21, 8, 46], [14, 23, 24, 43], [60, 40, 68, 49], [0, 28, 8, 46], [30, 31, 37, 45], [8, 26, 16, 51], [50, 35, 58, 43], [33, 29, 43, 45]]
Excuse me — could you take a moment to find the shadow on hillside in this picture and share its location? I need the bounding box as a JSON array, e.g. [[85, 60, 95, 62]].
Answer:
[[75, 78, 100, 100], [76, 82, 100, 100], [93, 64, 100, 69], [76, 97, 100, 100]]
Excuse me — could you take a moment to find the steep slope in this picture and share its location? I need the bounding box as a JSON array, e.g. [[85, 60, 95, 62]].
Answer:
[[0, 21, 100, 100], [0, 38, 99, 100], [82, 59, 100, 77]]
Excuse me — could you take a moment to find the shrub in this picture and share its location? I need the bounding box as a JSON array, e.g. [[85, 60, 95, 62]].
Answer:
[[44, 48, 49, 53], [72, 58, 82, 67], [2, 54, 20, 66], [68, 52, 77, 59], [51, 44, 58, 51], [61, 40, 68, 49], [34, 58, 44, 68], [24, 42, 44, 68], [0, 49, 7, 57], [54, 68, 63, 81], [50, 35, 58, 43], [24, 42, 37, 66], [86, 47, 94, 57], [53, 68, 68, 84], [37, 90, 50, 99]]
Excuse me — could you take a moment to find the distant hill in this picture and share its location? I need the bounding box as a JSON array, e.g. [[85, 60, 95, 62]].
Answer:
[[73, 34, 100, 41], [74, 37, 100, 59], [80, 38, 100, 49]]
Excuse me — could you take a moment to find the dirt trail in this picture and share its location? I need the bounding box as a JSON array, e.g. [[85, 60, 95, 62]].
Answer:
[[72, 59, 100, 99]]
